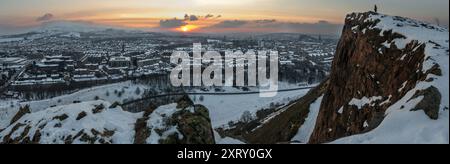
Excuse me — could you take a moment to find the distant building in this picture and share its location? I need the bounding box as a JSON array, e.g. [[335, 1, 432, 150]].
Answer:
[[0, 57, 28, 71], [137, 58, 160, 68], [34, 55, 74, 73], [108, 56, 131, 68], [42, 56, 73, 66], [81, 53, 105, 64]]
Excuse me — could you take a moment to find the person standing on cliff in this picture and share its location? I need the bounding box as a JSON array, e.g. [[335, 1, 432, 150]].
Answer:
[[374, 5, 378, 13]]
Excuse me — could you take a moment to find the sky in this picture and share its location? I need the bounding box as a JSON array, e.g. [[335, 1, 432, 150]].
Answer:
[[0, 0, 448, 35]]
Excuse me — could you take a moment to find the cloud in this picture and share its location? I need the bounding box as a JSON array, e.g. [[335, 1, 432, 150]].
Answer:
[[205, 14, 214, 19], [184, 14, 199, 21], [317, 20, 331, 24], [189, 15, 199, 21], [159, 18, 187, 28], [216, 15, 222, 18], [254, 19, 277, 23], [211, 20, 248, 28], [210, 19, 276, 28], [36, 13, 54, 22], [206, 19, 343, 34]]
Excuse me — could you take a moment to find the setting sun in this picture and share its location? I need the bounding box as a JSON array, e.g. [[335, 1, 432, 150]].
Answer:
[[182, 26, 189, 32], [178, 25, 198, 32]]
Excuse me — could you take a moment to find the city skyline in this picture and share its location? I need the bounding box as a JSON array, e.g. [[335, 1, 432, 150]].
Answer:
[[0, 0, 449, 35]]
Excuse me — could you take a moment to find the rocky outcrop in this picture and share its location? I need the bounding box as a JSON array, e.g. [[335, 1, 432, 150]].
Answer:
[[158, 104, 215, 144], [308, 12, 447, 143], [1, 96, 215, 144], [137, 96, 215, 144], [9, 105, 31, 125], [247, 12, 448, 144]]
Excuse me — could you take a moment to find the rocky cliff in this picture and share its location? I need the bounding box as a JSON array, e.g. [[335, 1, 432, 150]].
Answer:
[[309, 12, 448, 143], [248, 12, 449, 144]]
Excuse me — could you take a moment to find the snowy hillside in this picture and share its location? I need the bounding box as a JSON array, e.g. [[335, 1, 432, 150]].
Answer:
[[0, 81, 148, 129], [0, 101, 140, 144], [34, 21, 114, 33], [191, 89, 310, 128], [22, 81, 149, 112], [0, 96, 215, 144]]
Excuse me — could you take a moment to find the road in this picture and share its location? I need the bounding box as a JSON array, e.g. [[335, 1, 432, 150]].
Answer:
[[122, 86, 315, 106]]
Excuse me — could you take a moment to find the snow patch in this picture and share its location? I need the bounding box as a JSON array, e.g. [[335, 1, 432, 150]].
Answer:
[[291, 95, 324, 143], [348, 96, 383, 110]]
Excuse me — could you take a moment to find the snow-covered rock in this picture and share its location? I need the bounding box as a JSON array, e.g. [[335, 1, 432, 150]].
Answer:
[[0, 101, 139, 144], [310, 12, 449, 144], [0, 96, 215, 144], [249, 12, 449, 144]]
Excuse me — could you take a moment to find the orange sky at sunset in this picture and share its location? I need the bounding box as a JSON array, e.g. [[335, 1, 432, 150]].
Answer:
[[0, 0, 448, 35]]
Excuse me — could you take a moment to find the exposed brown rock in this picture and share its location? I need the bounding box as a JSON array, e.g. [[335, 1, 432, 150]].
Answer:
[[308, 12, 436, 144], [52, 114, 69, 121], [92, 104, 105, 114], [76, 111, 87, 120], [165, 104, 215, 144], [10, 105, 31, 125], [245, 12, 444, 144], [1, 123, 25, 144], [133, 105, 156, 144]]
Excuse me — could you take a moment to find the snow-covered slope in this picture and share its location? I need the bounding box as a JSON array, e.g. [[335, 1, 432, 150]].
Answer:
[[0, 97, 215, 144], [291, 95, 323, 143], [0, 101, 140, 144], [0, 81, 149, 129], [191, 89, 310, 128], [22, 81, 149, 112]]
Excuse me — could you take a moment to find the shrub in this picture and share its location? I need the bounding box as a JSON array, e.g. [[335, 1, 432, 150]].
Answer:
[[135, 87, 141, 95], [240, 111, 254, 123]]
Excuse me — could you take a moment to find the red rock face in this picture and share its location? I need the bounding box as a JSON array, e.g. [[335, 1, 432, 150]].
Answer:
[[308, 12, 431, 144]]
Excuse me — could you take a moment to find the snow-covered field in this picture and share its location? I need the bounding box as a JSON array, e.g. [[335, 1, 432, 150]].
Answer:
[[188, 82, 314, 93], [214, 130, 245, 144], [190, 89, 310, 128], [22, 81, 148, 112], [0, 37, 23, 43]]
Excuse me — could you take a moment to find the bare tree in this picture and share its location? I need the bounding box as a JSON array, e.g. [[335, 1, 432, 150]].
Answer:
[[240, 111, 254, 123], [434, 18, 441, 26]]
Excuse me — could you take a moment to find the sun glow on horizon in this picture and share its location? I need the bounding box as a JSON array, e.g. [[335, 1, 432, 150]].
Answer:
[[182, 26, 189, 32], [178, 25, 198, 32]]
